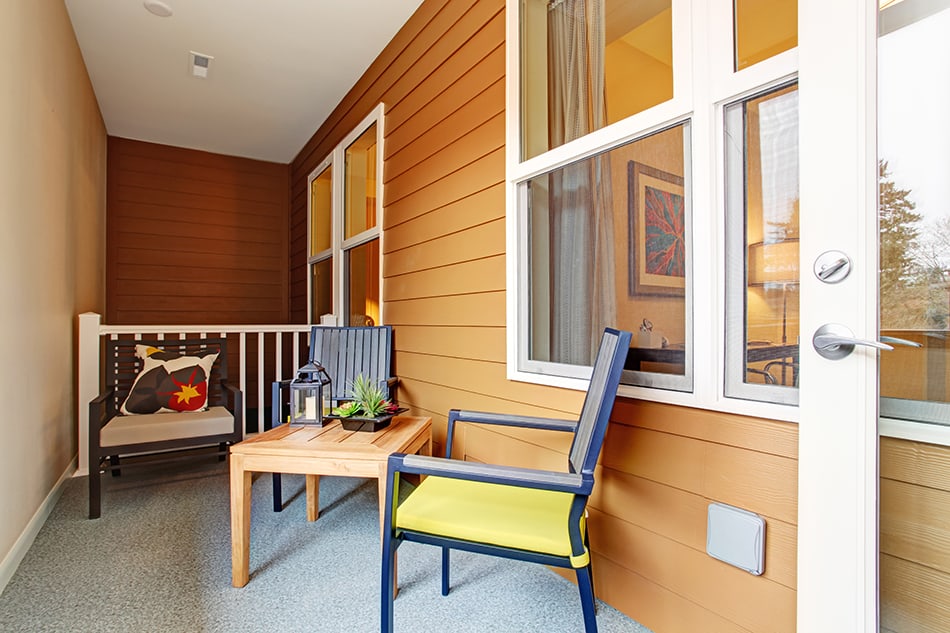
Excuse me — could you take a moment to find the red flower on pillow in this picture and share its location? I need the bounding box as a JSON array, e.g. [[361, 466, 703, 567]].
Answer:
[[157, 365, 209, 411]]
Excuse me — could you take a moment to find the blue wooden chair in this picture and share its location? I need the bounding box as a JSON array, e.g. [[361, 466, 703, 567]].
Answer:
[[270, 325, 398, 511], [306, 325, 398, 408], [380, 328, 631, 633]]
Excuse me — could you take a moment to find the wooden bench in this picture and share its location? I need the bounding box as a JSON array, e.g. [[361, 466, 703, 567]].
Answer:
[[87, 337, 243, 518]]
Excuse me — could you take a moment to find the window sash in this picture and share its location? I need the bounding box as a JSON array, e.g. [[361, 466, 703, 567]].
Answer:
[[506, 0, 801, 423], [307, 104, 384, 326]]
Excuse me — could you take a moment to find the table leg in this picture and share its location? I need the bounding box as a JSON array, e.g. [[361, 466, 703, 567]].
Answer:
[[230, 454, 252, 588], [377, 465, 388, 542], [306, 474, 320, 522]]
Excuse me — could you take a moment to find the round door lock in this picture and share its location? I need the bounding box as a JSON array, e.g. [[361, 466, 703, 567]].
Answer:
[[813, 250, 852, 284]]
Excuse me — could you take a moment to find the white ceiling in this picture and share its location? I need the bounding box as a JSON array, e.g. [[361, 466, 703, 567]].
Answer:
[[64, 0, 425, 163]]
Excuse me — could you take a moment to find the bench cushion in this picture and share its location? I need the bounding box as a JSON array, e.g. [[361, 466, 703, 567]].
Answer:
[[101, 406, 234, 447]]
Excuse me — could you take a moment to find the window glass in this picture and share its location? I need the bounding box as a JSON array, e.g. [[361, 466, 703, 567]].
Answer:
[[344, 123, 378, 239], [346, 239, 380, 327], [307, 106, 383, 326], [310, 165, 332, 256], [724, 83, 800, 403], [520, 0, 673, 160], [523, 123, 689, 389], [878, 2, 950, 426], [310, 257, 333, 323], [734, 0, 797, 71]]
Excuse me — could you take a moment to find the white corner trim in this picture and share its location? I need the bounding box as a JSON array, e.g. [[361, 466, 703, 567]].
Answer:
[[0, 458, 77, 597]]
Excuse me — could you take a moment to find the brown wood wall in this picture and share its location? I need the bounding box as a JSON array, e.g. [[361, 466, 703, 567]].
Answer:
[[106, 136, 289, 325], [881, 438, 950, 633], [289, 0, 798, 631]]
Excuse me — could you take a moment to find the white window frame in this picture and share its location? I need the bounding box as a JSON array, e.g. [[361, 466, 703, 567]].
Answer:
[[505, 0, 801, 423], [306, 104, 385, 326]]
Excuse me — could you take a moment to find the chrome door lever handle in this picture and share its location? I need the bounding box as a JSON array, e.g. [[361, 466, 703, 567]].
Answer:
[[813, 323, 894, 360], [879, 335, 923, 348]]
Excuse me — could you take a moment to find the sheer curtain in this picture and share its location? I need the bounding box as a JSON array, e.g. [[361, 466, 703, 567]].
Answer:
[[547, 0, 617, 365]]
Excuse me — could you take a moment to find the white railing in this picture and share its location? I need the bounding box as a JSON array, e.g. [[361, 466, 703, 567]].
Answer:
[[76, 313, 313, 476]]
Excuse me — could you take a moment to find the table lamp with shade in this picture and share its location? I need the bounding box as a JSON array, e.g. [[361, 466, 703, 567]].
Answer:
[[748, 238, 800, 345]]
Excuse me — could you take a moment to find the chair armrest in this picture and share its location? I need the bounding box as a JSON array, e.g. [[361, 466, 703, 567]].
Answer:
[[385, 376, 399, 400], [221, 380, 243, 436], [389, 453, 590, 495], [89, 386, 117, 431], [270, 379, 292, 429], [445, 409, 578, 458]]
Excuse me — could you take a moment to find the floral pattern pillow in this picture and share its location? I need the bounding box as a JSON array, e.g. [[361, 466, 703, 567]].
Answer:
[[120, 345, 219, 415]]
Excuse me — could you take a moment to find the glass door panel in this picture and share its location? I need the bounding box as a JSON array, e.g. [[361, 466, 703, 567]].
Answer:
[[878, 1, 950, 426], [878, 2, 950, 631]]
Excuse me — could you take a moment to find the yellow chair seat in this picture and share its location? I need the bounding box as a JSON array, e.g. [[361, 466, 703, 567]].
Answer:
[[396, 475, 589, 567]]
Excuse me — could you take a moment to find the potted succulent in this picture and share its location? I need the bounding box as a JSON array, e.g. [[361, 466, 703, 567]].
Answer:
[[330, 374, 400, 432]]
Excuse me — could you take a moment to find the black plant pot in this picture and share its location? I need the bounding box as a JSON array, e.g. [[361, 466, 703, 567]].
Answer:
[[326, 407, 407, 432], [338, 415, 394, 432]]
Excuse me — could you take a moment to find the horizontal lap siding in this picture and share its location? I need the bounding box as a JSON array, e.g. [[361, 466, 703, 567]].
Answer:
[[106, 136, 289, 325], [289, 1, 798, 631], [881, 438, 950, 632], [458, 398, 799, 633]]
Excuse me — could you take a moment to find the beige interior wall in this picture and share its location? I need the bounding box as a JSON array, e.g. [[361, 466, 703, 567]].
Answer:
[[0, 0, 106, 569]]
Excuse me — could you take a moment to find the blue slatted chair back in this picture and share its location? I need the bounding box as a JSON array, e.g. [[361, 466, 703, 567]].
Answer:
[[568, 328, 631, 475], [308, 326, 395, 402]]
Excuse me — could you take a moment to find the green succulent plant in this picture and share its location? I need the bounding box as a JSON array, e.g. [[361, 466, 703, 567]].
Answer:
[[331, 373, 395, 418]]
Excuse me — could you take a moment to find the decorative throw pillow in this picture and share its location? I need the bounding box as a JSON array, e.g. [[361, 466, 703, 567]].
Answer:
[[120, 345, 220, 415]]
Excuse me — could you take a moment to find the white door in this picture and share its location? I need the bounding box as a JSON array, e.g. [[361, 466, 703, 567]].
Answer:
[[797, 0, 880, 630]]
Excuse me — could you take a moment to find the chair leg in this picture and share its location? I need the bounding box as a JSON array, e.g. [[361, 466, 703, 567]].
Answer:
[[576, 565, 598, 633], [381, 534, 398, 633], [109, 455, 121, 477], [218, 441, 228, 462], [585, 530, 597, 614], [272, 473, 283, 512], [88, 467, 101, 520], [441, 547, 450, 596]]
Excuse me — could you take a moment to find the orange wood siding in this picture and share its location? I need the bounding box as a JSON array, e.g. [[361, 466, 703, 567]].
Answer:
[[289, 1, 799, 631], [881, 438, 950, 633], [106, 136, 289, 325]]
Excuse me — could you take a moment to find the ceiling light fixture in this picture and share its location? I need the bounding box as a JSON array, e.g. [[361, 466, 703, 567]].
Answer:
[[143, 1, 173, 18]]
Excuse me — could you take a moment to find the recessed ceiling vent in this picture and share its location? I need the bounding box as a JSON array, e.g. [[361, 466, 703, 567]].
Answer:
[[189, 51, 213, 79]]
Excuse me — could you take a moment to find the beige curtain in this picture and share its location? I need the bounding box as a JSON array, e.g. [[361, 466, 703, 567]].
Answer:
[[547, 0, 617, 365]]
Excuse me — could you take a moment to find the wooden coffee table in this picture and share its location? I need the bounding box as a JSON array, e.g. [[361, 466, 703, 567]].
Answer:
[[229, 415, 431, 587]]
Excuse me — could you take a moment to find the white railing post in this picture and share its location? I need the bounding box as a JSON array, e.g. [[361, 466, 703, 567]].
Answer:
[[77, 312, 102, 477], [238, 332, 248, 435]]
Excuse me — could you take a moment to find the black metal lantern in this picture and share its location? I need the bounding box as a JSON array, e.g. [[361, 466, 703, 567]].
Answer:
[[289, 361, 332, 425]]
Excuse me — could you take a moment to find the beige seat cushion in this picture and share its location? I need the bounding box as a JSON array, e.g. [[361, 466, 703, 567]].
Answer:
[[100, 406, 235, 447]]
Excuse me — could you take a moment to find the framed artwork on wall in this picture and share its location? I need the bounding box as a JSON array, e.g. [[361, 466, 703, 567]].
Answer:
[[627, 161, 686, 296]]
